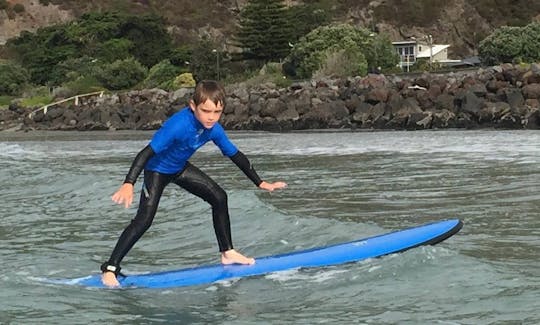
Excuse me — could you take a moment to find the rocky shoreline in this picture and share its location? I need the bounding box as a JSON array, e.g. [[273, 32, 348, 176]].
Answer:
[[1, 63, 540, 132]]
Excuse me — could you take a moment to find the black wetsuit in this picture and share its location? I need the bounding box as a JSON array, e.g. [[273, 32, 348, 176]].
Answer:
[[101, 108, 262, 275]]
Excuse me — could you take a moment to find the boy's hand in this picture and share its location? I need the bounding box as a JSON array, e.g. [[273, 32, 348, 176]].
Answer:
[[259, 181, 287, 192], [111, 183, 134, 208]]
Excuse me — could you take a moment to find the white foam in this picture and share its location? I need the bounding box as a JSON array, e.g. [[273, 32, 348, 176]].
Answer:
[[265, 268, 349, 284]]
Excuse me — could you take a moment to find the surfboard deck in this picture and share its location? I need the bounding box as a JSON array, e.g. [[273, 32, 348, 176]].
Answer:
[[46, 219, 462, 289]]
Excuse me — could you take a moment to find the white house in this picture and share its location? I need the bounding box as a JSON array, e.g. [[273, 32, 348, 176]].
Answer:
[[392, 38, 459, 71]]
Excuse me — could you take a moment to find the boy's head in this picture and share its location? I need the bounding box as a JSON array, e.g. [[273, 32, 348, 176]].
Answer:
[[189, 80, 226, 129], [191, 80, 226, 108]]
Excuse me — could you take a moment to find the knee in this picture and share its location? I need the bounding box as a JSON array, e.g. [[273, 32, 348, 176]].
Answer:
[[130, 217, 153, 232], [211, 188, 228, 208], [131, 204, 157, 231]]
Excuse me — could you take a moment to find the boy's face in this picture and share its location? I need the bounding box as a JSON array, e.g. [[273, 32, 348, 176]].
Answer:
[[189, 99, 223, 129]]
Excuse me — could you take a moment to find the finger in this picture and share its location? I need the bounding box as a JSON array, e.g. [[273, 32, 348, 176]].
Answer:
[[127, 195, 134, 208]]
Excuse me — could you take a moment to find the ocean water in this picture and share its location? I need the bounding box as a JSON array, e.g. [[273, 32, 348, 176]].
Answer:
[[1, 130, 539, 324]]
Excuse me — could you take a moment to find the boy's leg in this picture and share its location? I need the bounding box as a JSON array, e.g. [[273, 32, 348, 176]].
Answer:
[[173, 162, 254, 265], [103, 171, 171, 271], [173, 162, 232, 251]]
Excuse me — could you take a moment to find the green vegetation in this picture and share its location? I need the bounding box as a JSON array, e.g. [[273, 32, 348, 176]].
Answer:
[[188, 36, 224, 82], [4, 0, 537, 108], [94, 57, 147, 90], [173, 73, 196, 88], [143, 60, 181, 90], [6, 12, 174, 85], [283, 24, 398, 79], [0, 95, 13, 107], [19, 94, 53, 108], [236, 0, 292, 62], [286, 0, 333, 43], [478, 22, 540, 65], [0, 62, 29, 96], [15, 86, 53, 108], [313, 49, 367, 79], [240, 63, 292, 88]]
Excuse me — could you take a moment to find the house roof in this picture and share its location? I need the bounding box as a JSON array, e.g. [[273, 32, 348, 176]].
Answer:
[[392, 41, 417, 45], [416, 44, 450, 58]]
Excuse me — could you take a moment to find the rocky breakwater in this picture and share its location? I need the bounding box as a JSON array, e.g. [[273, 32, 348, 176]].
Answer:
[[1, 63, 540, 132]]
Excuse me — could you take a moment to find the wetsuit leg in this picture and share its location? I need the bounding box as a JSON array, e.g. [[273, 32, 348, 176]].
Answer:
[[172, 162, 233, 252], [105, 170, 173, 267]]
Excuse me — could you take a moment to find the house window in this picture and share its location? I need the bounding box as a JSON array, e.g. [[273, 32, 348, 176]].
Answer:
[[399, 46, 414, 56]]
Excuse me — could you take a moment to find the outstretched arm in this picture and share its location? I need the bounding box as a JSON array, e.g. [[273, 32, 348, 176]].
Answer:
[[111, 145, 155, 208], [229, 150, 287, 192]]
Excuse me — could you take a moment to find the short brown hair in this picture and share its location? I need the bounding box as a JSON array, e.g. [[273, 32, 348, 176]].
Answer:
[[192, 80, 226, 107]]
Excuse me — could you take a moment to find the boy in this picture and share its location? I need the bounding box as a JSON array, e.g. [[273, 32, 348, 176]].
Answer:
[[102, 80, 287, 287]]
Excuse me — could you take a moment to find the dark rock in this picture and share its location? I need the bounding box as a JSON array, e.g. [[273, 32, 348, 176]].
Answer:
[[522, 84, 540, 99]]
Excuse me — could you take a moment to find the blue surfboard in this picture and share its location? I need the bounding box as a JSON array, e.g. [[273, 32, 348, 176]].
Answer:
[[48, 219, 462, 289]]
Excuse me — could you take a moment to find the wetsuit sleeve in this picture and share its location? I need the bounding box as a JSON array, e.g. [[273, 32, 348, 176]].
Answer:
[[211, 124, 239, 157], [123, 145, 155, 185], [229, 150, 263, 187]]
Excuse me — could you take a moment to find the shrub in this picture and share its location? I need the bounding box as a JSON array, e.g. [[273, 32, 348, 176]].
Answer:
[[94, 38, 134, 63], [48, 56, 102, 86], [521, 22, 540, 62], [19, 95, 53, 108], [143, 59, 181, 89], [19, 87, 53, 107], [259, 62, 283, 76], [284, 24, 397, 78], [60, 76, 105, 97], [313, 48, 367, 78], [172, 73, 196, 89], [0, 95, 13, 107], [95, 57, 147, 90], [0, 62, 29, 96], [479, 26, 523, 65]]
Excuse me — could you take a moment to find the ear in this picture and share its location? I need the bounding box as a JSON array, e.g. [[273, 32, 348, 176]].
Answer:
[[189, 100, 196, 112]]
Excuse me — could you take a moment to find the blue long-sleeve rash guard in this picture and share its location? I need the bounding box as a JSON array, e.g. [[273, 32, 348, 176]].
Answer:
[[146, 107, 238, 174]]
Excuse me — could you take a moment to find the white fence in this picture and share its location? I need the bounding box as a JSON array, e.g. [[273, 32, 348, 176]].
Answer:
[[28, 91, 105, 118]]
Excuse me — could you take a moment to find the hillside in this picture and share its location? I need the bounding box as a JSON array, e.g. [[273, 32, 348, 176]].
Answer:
[[1, 0, 540, 58]]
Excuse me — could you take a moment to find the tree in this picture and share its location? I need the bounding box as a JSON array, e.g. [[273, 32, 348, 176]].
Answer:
[[7, 26, 82, 84], [189, 36, 225, 82], [478, 22, 540, 65], [236, 0, 293, 63], [6, 12, 173, 86], [0, 62, 28, 96], [283, 24, 398, 78], [478, 26, 523, 65], [95, 57, 147, 90], [143, 59, 181, 89], [287, 1, 332, 42]]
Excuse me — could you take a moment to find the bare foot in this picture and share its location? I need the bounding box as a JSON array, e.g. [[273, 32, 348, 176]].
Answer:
[[102, 271, 120, 288], [221, 249, 255, 265]]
